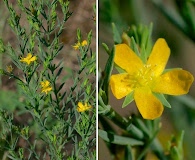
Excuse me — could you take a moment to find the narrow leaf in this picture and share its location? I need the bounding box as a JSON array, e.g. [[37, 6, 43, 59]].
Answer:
[[102, 43, 110, 55], [112, 23, 122, 44], [98, 129, 143, 146], [115, 65, 126, 73], [56, 67, 63, 77], [163, 68, 182, 74], [130, 37, 140, 56], [102, 47, 115, 104], [134, 118, 150, 137], [57, 82, 65, 93], [122, 92, 134, 108], [153, 93, 171, 108]]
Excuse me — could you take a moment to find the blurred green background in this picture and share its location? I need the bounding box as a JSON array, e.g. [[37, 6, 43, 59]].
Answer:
[[99, 0, 195, 160]]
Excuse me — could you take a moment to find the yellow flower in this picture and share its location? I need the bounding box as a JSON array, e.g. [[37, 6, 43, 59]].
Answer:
[[73, 42, 80, 50], [73, 40, 87, 50], [6, 65, 13, 73], [77, 102, 92, 112], [20, 53, 37, 65], [40, 80, 52, 94], [81, 40, 87, 46], [110, 38, 194, 120]]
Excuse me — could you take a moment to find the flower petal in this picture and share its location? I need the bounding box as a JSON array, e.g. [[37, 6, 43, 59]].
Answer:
[[110, 73, 134, 99], [134, 87, 164, 120], [153, 69, 194, 95], [147, 38, 170, 76], [115, 44, 143, 74], [77, 102, 92, 112], [26, 53, 33, 58], [30, 56, 37, 62]]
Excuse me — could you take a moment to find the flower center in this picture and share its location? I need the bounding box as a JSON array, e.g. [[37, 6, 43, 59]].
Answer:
[[121, 65, 156, 89], [121, 64, 156, 89], [134, 64, 155, 88]]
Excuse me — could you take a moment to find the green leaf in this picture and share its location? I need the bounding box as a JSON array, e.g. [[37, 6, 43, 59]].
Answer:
[[115, 64, 126, 73], [133, 118, 150, 138], [76, 28, 81, 41], [112, 23, 122, 44], [98, 129, 143, 146], [130, 37, 140, 56], [163, 68, 182, 74], [145, 23, 153, 58], [102, 47, 115, 104], [167, 131, 184, 160], [126, 123, 144, 140], [122, 92, 134, 108], [140, 27, 149, 63], [87, 30, 92, 44], [102, 43, 110, 55], [131, 25, 139, 44], [0, 38, 5, 53], [153, 93, 171, 108]]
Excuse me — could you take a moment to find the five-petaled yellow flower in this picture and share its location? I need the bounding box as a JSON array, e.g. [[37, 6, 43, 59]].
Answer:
[[41, 80, 52, 94], [77, 102, 92, 112], [110, 38, 194, 120], [73, 40, 88, 50], [20, 53, 37, 65]]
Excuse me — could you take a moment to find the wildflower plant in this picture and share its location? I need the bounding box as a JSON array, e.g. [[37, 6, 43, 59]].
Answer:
[[0, 0, 96, 159], [98, 23, 194, 159]]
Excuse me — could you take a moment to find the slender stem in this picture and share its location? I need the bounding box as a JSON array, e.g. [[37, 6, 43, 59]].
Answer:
[[98, 95, 129, 128], [137, 129, 159, 160], [99, 95, 144, 139], [105, 107, 129, 128], [151, 138, 168, 160]]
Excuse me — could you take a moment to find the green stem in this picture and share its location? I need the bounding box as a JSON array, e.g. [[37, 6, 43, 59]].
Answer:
[[106, 107, 129, 128], [99, 95, 144, 139], [137, 128, 159, 160], [137, 134, 168, 160], [151, 138, 168, 160], [98, 95, 129, 128]]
